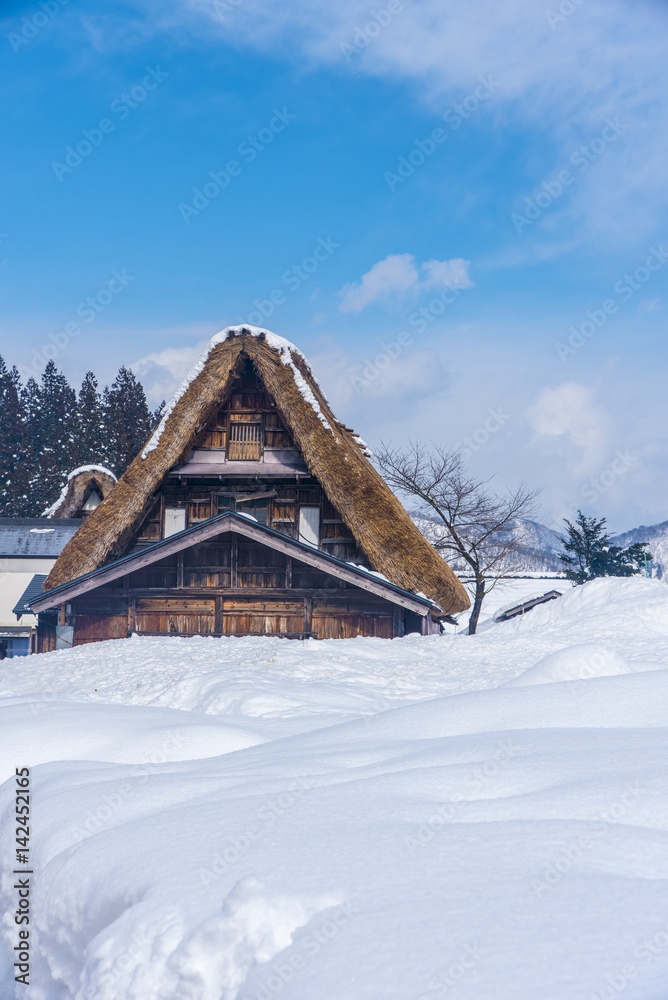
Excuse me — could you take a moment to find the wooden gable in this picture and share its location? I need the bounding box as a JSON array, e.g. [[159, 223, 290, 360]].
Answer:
[[131, 359, 360, 563]]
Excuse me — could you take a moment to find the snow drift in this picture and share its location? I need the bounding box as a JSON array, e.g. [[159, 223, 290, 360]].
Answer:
[[1, 577, 668, 1000]]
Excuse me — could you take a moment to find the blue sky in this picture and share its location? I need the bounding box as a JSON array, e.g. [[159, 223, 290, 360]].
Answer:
[[1, 0, 667, 532]]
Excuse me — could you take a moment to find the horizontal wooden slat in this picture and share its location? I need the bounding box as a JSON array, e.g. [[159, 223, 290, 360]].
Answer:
[[137, 598, 215, 613], [223, 600, 303, 613]]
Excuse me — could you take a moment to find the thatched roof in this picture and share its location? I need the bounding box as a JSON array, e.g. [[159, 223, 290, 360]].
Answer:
[[44, 327, 470, 615], [42, 465, 117, 519]]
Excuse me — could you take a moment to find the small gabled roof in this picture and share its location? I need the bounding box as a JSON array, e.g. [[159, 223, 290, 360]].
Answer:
[[31, 511, 437, 616], [42, 465, 117, 518], [44, 327, 469, 616], [13, 574, 48, 618]]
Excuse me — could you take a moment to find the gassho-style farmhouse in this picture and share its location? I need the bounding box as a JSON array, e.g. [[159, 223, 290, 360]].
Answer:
[[29, 327, 469, 649]]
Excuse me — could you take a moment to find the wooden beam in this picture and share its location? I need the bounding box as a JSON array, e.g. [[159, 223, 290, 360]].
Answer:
[[127, 597, 136, 635], [176, 551, 184, 588], [285, 557, 292, 588], [230, 533, 238, 588], [31, 514, 433, 615]]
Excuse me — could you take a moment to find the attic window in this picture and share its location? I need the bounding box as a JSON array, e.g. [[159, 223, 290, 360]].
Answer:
[[82, 489, 103, 512], [228, 415, 261, 461]]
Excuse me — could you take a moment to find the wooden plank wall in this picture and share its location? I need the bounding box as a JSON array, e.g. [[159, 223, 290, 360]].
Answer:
[[60, 535, 419, 647]]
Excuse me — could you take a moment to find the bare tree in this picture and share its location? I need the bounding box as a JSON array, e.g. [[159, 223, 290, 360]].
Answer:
[[376, 443, 540, 634]]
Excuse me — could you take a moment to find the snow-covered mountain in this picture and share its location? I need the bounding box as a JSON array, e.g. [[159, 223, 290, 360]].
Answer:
[[414, 514, 668, 578], [611, 520, 668, 579], [413, 515, 565, 576]]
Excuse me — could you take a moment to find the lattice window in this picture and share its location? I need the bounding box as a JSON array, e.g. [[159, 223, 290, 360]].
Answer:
[[227, 416, 262, 460]]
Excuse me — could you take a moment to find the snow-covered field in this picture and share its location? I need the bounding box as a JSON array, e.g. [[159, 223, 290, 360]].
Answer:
[[2, 577, 668, 999]]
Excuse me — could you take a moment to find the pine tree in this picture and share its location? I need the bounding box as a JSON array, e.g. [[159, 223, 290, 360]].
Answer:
[[26, 360, 77, 513], [0, 359, 33, 516], [73, 371, 106, 467], [152, 400, 166, 429], [560, 510, 652, 584], [102, 366, 152, 476]]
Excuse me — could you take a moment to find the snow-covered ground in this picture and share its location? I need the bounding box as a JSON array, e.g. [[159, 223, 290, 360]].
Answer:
[[2, 577, 668, 999]]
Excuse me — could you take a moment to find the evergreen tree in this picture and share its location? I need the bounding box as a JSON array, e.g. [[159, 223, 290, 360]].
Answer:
[[0, 359, 33, 516], [560, 510, 652, 584], [73, 371, 106, 467], [26, 360, 77, 513], [103, 366, 152, 476], [152, 400, 166, 429]]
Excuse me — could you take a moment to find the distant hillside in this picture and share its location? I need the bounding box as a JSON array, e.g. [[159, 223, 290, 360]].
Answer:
[[414, 514, 668, 578], [413, 516, 565, 576], [610, 521, 668, 579]]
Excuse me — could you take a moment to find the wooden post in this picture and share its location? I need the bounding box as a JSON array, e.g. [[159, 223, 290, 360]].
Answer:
[[303, 597, 312, 638], [176, 551, 184, 589], [215, 595, 223, 634], [230, 533, 238, 588], [285, 556, 292, 588], [392, 606, 405, 638], [127, 597, 136, 636]]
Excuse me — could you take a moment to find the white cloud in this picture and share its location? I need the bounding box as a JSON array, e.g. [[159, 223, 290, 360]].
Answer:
[[165, 0, 668, 246], [339, 254, 419, 313], [526, 382, 609, 475], [132, 340, 208, 404], [421, 258, 475, 291], [339, 254, 473, 313]]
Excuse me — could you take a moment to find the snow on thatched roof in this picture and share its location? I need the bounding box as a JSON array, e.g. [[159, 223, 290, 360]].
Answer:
[[43, 328, 469, 615], [42, 465, 117, 519]]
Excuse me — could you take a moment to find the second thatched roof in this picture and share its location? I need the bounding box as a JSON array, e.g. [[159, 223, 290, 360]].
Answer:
[[42, 465, 117, 519], [43, 327, 470, 615]]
